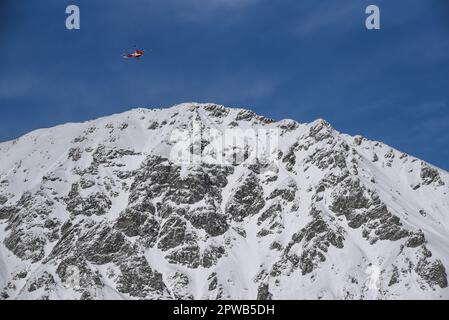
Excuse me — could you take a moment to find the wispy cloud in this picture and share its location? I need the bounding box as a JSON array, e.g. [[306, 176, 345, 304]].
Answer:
[[100, 0, 261, 25], [171, 0, 258, 22], [0, 75, 41, 100], [290, 2, 360, 38], [137, 69, 281, 107]]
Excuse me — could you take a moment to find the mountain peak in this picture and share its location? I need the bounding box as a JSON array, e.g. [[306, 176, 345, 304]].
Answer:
[[0, 103, 448, 300]]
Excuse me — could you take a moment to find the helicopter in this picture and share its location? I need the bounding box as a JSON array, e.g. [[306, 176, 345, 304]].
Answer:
[[122, 47, 145, 60]]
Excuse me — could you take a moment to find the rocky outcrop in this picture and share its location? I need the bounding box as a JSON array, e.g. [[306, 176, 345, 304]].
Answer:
[[226, 173, 265, 222]]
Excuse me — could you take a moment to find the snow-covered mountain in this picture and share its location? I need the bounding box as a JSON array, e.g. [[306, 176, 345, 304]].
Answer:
[[0, 103, 448, 300]]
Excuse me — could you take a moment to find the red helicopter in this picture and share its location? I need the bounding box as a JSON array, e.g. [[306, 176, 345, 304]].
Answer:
[[122, 47, 145, 60]]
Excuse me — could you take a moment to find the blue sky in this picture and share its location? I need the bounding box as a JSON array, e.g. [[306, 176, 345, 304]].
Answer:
[[0, 0, 448, 169]]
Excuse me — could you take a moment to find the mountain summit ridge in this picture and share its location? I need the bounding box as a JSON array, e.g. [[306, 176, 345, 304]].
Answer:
[[0, 103, 448, 300]]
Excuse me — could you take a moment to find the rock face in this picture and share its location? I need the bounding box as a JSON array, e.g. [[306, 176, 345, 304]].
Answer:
[[0, 103, 448, 300]]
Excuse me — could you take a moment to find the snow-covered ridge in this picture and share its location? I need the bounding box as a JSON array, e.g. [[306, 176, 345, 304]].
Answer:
[[0, 103, 448, 300]]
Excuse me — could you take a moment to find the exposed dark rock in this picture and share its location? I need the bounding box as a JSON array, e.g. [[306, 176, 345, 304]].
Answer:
[[257, 229, 272, 237], [168, 272, 193, 299], [79, 178, 95, 189], [14, 270, 28, 279], [165, 245, 201, 268], [267, 184, 297, 202], [235, 110, 256, 121], [0, 206, 19, 220], [405, 230, 426, 248], [27, 272, 56, 293], [204, 104, 230, 118], [208, 273, 218, 291], [0, 195, 8, 205], [307, 147, 347, 170], [257, 283, 272, 300], [65, 183, 112, 216], [148, 121, 159, 130], [419, 209, 427, 217], [226, 173, 265, 222], [117, 257, 168, 298], [309, 119, 333, 142], [284, 207, 345, 275], [115, 207, 150, 237], [330, 178, 408, 243], [189, 209, 229, 237], [420, 163, 444, 186], [258, 203, 282, 225], [270, 241, 283, 251], [4, 229, 46, 263], [158, 215, 193, 251], [80, 225, 134, 264], [279, 120, 299, 132], [202, 246, 226, 268], [114, 205, 160, 248], [57, 256, 103, 291], [388, 265, 400, 286], [282, 143, 299, 171], [416, 259, 448, 288], [68, 148, 82, 161]]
